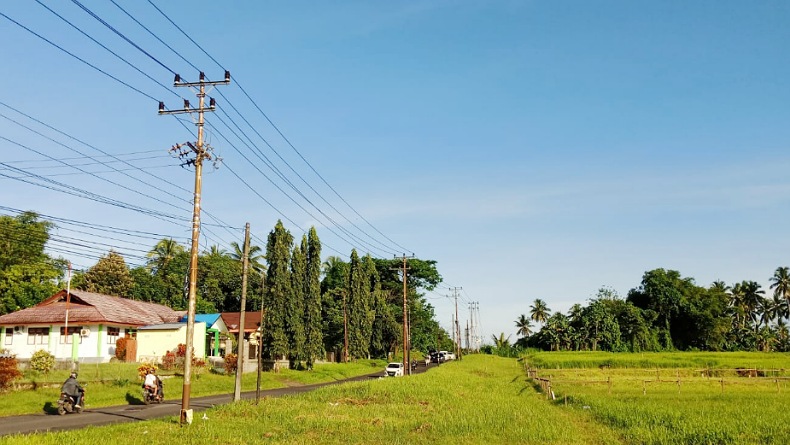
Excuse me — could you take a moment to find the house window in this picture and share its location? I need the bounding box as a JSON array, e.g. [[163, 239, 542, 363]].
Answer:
[[107, 327, 120, 344], [4, 328, 12, 345], [59, 326, 82, 344], [27, 327, 49, 345], [125, 328, 137, 338]]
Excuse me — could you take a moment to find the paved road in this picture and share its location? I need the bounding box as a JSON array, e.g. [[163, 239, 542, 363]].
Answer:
[[0, 362, 435, 437]]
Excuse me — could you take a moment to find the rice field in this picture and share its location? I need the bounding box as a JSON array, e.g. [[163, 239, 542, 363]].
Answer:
[[525, 351, 790, 445]]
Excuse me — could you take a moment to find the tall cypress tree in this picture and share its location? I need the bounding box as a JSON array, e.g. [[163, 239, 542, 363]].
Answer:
[[262, 221, 292, 360], [304, 227, 323, 368], [347, 250, 369, 359], [288, 238, 307, 366]]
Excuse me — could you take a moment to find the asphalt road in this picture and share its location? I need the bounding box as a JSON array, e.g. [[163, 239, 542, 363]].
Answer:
[[0, 362, 435, 437]]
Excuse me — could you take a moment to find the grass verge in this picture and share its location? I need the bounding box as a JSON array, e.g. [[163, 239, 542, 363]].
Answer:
[[3, 355, 622, 445], [0, 360, 385, 417]]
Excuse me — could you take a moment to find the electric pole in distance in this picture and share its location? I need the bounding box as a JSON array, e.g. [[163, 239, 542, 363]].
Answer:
[[393, 254, 414, 374], [159, 70, 230, 425], [450, 287, 462, 360]]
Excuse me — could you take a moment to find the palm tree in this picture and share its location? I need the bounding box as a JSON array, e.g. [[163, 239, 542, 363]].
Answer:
[[491, 333, 511, 349], [321, 256, 344, 277], [741, 281, 765, 331], [146, 238, 185, 273], [514, 314, 533, 338], [204, 245, 228, 257], [529, 299, 551, 324], [230, 241, 266, 275], [711, 280, 730, 294], [770, 267, 790, 316]]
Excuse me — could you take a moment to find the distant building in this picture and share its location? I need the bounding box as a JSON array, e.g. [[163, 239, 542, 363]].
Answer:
[[0, 289, 185, 363], [136, 322, 206, 363]]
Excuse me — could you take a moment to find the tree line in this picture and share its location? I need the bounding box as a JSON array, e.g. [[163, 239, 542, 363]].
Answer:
[[0, 212, 452, 366], [514, 268, 790, 353]]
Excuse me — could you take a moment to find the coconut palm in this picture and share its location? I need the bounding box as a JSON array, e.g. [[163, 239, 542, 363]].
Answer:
[[321, 256, 344, 276], [230, 241, 266, 275], [146, 238, 185, 274], [711, 280, 730, 294], [770, 267, 790, 312], [491, 332, 511, 349], [741, 281, 765, 330], [529, 299, 551, 324], [204, 245, 228, 257], [514, 314, 533, 338]]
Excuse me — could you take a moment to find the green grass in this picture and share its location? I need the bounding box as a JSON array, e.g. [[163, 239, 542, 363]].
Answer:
[[525, 350, 790, 372], [8, 353, 788, 444], [530, 354, 790, 445], [2, 355, 622, 445], [0, 360, 385, 417]]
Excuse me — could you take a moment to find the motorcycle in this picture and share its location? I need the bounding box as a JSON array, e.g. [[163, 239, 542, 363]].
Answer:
[[142, 381, 164, 404], [57, 389, 85, 415]]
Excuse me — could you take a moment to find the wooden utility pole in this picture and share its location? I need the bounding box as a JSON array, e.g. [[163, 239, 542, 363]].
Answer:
[[256, 272, 265, 404], [393, 255, 413, 374], [343, 290, 349, 363], [233, 223, 250, 402], [159, 70, 230, 424]]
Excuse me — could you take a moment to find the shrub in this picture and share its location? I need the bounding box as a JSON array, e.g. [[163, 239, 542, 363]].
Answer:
[[137, 363, 157, 379], [224, 353, 237, 375], [160, 351, 177, 371], [0, 354, 23, 389], [29, 350, 55, 374], [175, 343, 187, 357], [115, 337, 128, 361]]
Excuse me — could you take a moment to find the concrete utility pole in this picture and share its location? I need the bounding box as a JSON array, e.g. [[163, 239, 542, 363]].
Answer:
[[393, 254, 414, 374], [159, 70, 230, 425], [450, 287, 462, 360], [466, 320, 470, 352], [234, 223, 251, 402]]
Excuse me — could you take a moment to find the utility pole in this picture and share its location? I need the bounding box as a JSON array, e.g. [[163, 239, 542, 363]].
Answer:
[[466, 320, 470, 352], [343, 290, 349, 363], [393, 254, 414, 374], [450, 287, 462, 360], [159, 70, 230, 424], [256, 272, 265, 404], [233, 223, 250, 402]]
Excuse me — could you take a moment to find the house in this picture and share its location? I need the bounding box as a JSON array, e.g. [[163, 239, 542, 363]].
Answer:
[[220, 311, 263, 370], [0, 289, 185, 363], [136, 322, 206, 363], [178, 313, 227, 357]]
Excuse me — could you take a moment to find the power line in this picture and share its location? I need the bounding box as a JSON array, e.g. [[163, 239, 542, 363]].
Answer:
[[68, 0, 177, 76], [0, 11, 159, 102], [33, 0, 183, 101], [145, 0, 411, 254]]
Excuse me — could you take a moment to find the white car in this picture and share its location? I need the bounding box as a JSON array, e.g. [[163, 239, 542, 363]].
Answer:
[[440, 350, 455, 361], [384, 362, 404, 377]]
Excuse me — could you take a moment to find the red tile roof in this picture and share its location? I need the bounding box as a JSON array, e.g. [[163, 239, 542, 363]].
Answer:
[[0, 290, 185, 326], [220, 311, 263, 334]]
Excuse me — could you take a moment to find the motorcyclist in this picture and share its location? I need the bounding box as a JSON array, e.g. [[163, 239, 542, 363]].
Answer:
[[143, 369, 161, 400], [61, 371, 83, 408]]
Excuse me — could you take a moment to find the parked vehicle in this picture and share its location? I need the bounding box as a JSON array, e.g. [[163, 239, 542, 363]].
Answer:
[[57, 388, 85, 415], [441, 350, 456, 361], [384, 362, 404, 377]]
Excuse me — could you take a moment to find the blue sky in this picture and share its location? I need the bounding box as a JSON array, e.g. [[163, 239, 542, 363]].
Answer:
[[1, 1, 789, 343]]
